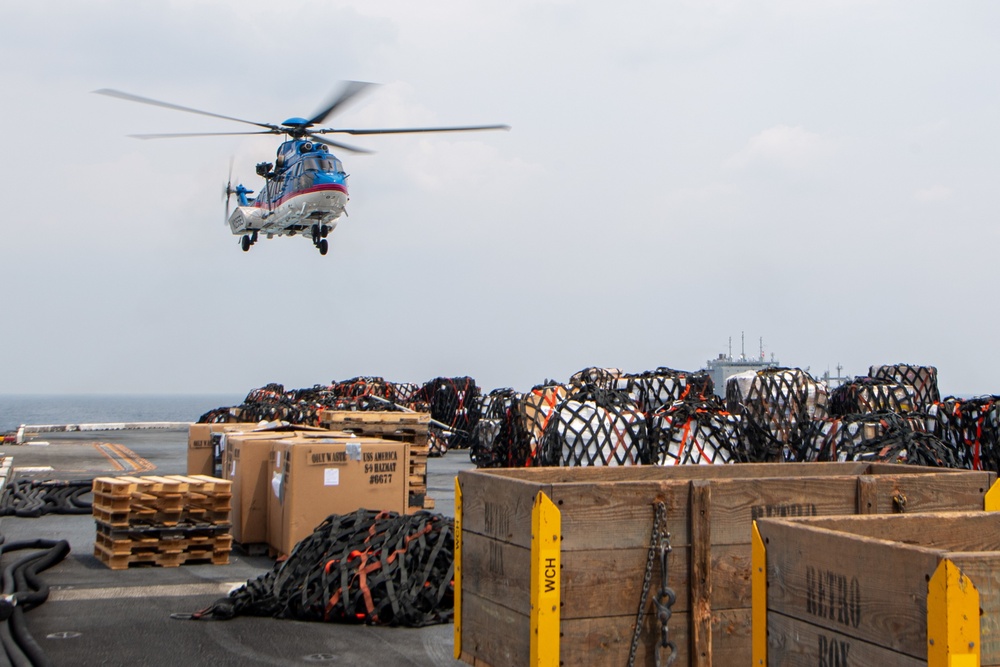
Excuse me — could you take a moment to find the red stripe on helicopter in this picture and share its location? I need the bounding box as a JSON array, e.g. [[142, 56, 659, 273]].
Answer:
[[254, 183, 348, 209]]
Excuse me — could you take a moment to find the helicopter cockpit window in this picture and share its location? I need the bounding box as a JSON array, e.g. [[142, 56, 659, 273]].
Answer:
[[302, 157, 344, 174]]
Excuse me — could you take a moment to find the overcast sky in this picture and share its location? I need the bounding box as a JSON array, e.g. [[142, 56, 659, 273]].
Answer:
[[2, 1, 998, 397]]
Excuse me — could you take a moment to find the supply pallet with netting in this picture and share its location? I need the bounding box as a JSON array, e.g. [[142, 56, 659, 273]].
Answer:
[[91, 474, 233, 570]]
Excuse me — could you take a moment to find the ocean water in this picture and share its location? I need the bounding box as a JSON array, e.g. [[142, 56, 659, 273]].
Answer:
[[0, 394, 245, 433]]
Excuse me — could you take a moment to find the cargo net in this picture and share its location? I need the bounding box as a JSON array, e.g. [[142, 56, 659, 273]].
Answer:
[[927, 396, 1000, 472], [513, 384, 569, 467], [804, 412, 963, 467], [568, 367, 623, 392], [190, 510, 454, 627], [412, 377, 481, 451], [731, 368, 829, 462], [829, 377, 917, 417], [470, 388, 529, 468], [649, 398, 741, 465], [197, 379, 417, 426], [539, 385, 651, 466], [798, 412, 931, 463], [869, 364, 940, 411], [621, 368, 715, 415]]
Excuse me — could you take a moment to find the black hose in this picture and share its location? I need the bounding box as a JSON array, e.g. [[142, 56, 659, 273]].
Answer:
[[0, 539, 71, 667]]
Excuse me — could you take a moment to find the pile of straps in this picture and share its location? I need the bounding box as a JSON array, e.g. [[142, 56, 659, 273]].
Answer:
[[181, 510, 454, 627], [0, 479, 92, 517]]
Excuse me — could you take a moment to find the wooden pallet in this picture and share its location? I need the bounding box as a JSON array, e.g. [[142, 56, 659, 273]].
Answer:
[[92, 474, 232, 527], [94, 541, 230, 570]]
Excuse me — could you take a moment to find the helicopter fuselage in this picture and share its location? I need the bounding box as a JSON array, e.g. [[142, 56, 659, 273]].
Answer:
[[228, 139, 348, 243]]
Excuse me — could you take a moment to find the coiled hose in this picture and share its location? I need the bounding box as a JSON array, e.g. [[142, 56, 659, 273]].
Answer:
[[0, 537, 71, 667]]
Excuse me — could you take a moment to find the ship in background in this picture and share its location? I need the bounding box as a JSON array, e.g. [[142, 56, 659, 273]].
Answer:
[[701, 333, 850, 397], [702, 333, 779, 398]]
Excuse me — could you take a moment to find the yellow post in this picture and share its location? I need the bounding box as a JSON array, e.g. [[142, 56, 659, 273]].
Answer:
[[751, 521, 767, 666], [530, 491, 561, 667], [927, 558, 980, 667], [453, 477, 463, 660], [984, 479, 1000, 512]]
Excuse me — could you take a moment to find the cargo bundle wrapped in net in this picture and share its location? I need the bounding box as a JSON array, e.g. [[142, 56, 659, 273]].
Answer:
[[798, 412, 934, 463], [538, 384, 651, 466], [869, 363, 940, 411], [568, 367, 623, 392], [620, 367, 715, 415], [412, 377, 481, 451], [727, 367, 829, 462], [469, 387, 525, 468], [829, 376, 917, 416], [184, 510, 454, 627], [648, 396, 742, 465], [926, 396, 1000, 472]]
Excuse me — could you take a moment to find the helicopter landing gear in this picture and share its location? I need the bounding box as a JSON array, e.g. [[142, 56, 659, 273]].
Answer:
[[317, 238, 329, 255], [240, 232, 258, 252]]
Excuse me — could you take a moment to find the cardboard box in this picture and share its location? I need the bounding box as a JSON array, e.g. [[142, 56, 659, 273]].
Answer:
[[267, 434, 410, 557], [224, 432, 287, 545], [456, 463, 997, 667], [187, 423, 261, 476]]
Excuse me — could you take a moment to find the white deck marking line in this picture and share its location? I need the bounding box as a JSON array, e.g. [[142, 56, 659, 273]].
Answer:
[[49, 581, 245, 602]]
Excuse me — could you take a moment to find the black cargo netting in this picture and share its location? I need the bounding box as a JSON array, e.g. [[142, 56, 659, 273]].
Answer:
[[568, 367, 623, 392], [830, 413, 963, 468], [622, 368, 715, 415], [539, 385, 651, 466], [733, 368, 829, 462], [191, 510, 454, 627], [649, 398, 741, 465], [390, 382, 421, 406], [869, 364, 940, 411], [513, 384, 568, 468], [196, 379, 420, 427], [829, 377, 917, 417], [412, 377, 481, 450], [799, 412, 931, 463], [927, 396, 1000, 472], [470, 388, 528, 468]]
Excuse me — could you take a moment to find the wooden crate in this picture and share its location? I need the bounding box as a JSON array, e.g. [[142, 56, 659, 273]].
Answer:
[[92, 474, 232, 570], [754, 510, 1000, 666], [317, 410, 432, 512], [455, 463, 999, 667]]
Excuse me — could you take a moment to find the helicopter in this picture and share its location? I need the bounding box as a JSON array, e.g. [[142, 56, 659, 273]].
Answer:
[[95, 83, 509, 255]]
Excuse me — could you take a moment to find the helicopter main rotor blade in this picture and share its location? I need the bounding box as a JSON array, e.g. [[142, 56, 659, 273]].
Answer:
[[306, 132, 374, 155], [306, 81, 376, 127], [315, 124, 511, 136], [129, 130, 279, 140], [94, 89, 281, 131]]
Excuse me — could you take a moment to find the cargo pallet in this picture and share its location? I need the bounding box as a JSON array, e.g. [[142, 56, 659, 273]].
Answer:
[[318, 411, 435, 512], [455, 463, 998, 667], [91, 474, 232, 570]]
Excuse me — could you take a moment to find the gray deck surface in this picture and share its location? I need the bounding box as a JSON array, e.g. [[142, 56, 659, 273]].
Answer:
[[1, 430, 473, 666]]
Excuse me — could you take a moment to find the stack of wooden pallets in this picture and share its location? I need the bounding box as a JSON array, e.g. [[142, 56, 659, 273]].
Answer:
[[91, 474, 232, 570], [317, 411, 434, 512]]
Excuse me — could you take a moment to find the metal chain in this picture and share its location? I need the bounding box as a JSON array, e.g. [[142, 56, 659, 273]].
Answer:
[[627, 501, 674, 667], [652, 516, 677, 667]]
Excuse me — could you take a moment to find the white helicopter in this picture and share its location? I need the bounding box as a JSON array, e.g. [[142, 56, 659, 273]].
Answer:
[[95, 82, 509, 255]]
